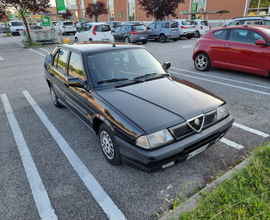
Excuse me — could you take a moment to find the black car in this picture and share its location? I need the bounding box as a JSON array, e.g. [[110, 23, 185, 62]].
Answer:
[[44, 42, 234, 172]]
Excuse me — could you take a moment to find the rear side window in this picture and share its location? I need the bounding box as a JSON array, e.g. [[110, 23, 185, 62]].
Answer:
[[156, 22, 162, 28], [68, 52, 85, 80], [263, 20, 270, 26], [170, 22, 178, 28], [201, 21, 209, 26], [132, 25, 146, 30], [54, 49, 69, 74], [213, 30, 227, 40], [96, 25, 110, 32], [182, 21, 191, 25]]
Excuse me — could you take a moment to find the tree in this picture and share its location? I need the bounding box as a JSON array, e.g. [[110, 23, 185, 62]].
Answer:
[[85, 1, 108, 22], [138, 0, 185, 21], [59, 9, 73, 20], [0, 1, 8, 19], [2, 0, 51, 44]]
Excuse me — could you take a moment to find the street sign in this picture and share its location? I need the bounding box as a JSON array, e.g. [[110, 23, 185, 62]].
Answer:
[[41, 16, 50, 27], [8, 14, 13, 19], [191, 3, 197, 20], [79, 19, 82, 22], [23, 10, 28, 16], [36, 14, 41, 19], [83, 12, 86, 18], [181, 11, 187, 14], [120, 11, 122, 18], [56, 0, 66, 13]]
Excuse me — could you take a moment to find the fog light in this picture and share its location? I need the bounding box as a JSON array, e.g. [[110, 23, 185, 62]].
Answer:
[[162, 161, 175, 169]]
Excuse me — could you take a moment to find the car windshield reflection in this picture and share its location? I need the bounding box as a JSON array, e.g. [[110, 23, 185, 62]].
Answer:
[[87, 48, 166, 87]]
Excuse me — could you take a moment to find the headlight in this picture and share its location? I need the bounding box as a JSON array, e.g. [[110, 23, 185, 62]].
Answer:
[[217, 104, 229, 121], [136, 129, 174, 149]]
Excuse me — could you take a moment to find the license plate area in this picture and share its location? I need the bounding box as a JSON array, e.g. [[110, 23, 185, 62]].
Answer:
[[187, 144, 208, 159]]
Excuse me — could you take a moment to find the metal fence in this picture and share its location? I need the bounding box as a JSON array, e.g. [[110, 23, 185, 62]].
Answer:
[[19, 29, 60, 44]]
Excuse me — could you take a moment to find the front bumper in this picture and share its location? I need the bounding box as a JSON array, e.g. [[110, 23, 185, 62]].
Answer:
[[115, 115, 234, 172]]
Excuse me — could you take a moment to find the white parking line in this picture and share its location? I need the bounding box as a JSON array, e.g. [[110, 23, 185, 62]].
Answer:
[[18, 42, 24, 46], [39, 48, 49, 52], [29, 48, 46, 57], [170, 71, 270, 96], [171, 67, 270, 90], [22, 90, 126, 220], [233, 122, 269, 137], [220, 138, 244, 150], [1, 94, 57, 220], [0, 55, 3, 61], [181, 45, 193, 49]]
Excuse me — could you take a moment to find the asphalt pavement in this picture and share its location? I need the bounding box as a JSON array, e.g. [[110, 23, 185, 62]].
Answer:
[[0, 33, 269, 220]]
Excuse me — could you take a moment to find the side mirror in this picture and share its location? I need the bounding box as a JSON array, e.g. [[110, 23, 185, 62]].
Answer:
[[147, 27, 149, 30], [255, 39, 266, 46], [112, 30, 115, 33], [68, 77, 86, 88], [163, 62, 171, 70]]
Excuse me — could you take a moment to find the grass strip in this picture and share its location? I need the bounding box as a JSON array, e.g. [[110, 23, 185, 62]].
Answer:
[[174, 143, 270, 219]]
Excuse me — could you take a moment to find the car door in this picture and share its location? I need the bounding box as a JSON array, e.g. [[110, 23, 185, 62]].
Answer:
[[154, 22, 163, 37], [64, 51, 95, 126], [223, 29, 270, 75], [49, 48, 69, 103], [147, 23, 156, 39], [113, 25, 122, 41], [119, 25, 128, 41]]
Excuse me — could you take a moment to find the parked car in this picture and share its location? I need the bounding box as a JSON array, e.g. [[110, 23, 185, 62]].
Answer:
[[54, 21, 77, 35], [44, 42, 233, 172], [112, 24, 148, 44], [9, 21, 24, 36], [147, 20, 179, 43], [173, 19, 195, 39], [106, 21, 125, 30], [190, 20, 210, 37], [226, 16, 270, 26], [29, 22, 43, 30], [76, 21, 93, 30], [0, 23, 10, 33], [193, 25, 270, 77], [75, 22, 114, 42]]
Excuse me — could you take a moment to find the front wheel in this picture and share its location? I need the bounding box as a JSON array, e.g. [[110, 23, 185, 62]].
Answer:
[[194, 53, 211, 71], [99, 123, 121, 165], [187, 35, 192, 39], [159, 34, 166, 43], [142, 41, 147, 44], [173, 38, 178, 41], [125, 37, 130, 44], [194, 31, 200, 38]]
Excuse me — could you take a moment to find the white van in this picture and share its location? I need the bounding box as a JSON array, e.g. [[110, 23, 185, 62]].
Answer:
[[9, 21, 24, 36]]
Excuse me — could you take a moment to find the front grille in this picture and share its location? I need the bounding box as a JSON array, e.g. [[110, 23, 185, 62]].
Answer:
[[171, 123, 193, 140], [204, 111, 217, 127]]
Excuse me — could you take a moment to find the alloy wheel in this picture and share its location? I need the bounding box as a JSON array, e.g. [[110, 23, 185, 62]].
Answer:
[[100, 130, 114, 160], [195, 54, 208, 70]]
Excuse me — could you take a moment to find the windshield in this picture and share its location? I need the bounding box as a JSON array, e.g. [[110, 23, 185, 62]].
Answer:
[[64, 22, 73, 26], [87, 48, 166, 87], [11, 22, 23, 26]]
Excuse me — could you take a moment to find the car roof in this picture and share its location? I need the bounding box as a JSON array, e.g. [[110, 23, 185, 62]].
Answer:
[[214, 24, 270, 31], [59, 42, 144, 54], [230, 16, 270, 21]]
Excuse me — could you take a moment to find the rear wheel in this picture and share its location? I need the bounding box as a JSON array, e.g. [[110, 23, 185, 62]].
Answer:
[[173, 38, 178, 41], [187, 35, 192, 39], [99, 123, 121, 165], [194, 31, 200, 38], [194, 53, 211, 71], [50, 86, 63, 108], [142, 41, 147, 44], [159, 34, 166, 43], [125, 37, 130, 44]]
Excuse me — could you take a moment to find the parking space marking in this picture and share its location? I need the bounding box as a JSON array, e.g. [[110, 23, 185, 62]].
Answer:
[[171, 67, 270, 90], [22, 90, 126, 220], [1, 48, 24, 51], [181, 45, 193, 49], [0, 55, 3, 61], [1, 94, 57, 220], [18, 42, 24, 46], [233, 122, 269, 137], [170, 71, 270, 96], [220, 138, 244, 150], [39, 48, 49, 52], [29, 48, 46, 57]]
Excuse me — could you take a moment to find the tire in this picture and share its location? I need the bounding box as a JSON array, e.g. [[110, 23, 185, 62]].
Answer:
[[75, 37, 79, 42], [194, 53, 211, 71], [89, 38, 93, 42], [173, 38, 178, 41], [187, 35, 192, 39], [125, 37, 130, 44], [50, 86, 63, 108], [159, 34, 166, 43], [142, 41, 147, 44], [194, 31, 200, 38], [178, 36, 181, 40], [99, 123, 121, 165]]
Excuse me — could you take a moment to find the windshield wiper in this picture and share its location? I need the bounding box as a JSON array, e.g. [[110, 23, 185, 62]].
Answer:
[[97, 78, 129, 84], [133, 73, 157, 80]]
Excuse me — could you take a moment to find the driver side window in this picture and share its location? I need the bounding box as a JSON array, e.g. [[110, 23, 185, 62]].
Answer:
[[114, 26, 122, 32], [148, 23, 156, 29]]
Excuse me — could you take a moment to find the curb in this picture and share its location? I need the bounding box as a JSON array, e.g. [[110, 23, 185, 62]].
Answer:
[[160, 155, 254, 220]]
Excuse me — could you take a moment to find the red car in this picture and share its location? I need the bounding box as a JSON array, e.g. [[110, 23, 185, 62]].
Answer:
[[192, 25, 270, 77]]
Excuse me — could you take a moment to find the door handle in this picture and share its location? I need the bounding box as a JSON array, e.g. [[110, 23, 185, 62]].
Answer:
[[50, 72, 54, 77], [225, 45, 233, 48]]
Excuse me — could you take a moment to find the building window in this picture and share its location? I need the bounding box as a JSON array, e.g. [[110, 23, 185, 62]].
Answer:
[[247, 0, 270, 16], [191, 0, 206, 20], [108, 0, 114, 21], [127, 0, 135, 21]]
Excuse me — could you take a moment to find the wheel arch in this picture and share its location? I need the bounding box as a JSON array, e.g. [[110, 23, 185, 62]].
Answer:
[[93, 114, 114, 134]]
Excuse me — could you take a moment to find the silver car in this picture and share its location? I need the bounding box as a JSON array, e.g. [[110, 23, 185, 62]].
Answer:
[[112, 24, 148, 44], [147, 21, 179, 43]]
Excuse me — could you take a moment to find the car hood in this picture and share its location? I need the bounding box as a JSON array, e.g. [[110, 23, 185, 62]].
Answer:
[[96, 77, 224, 134]]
